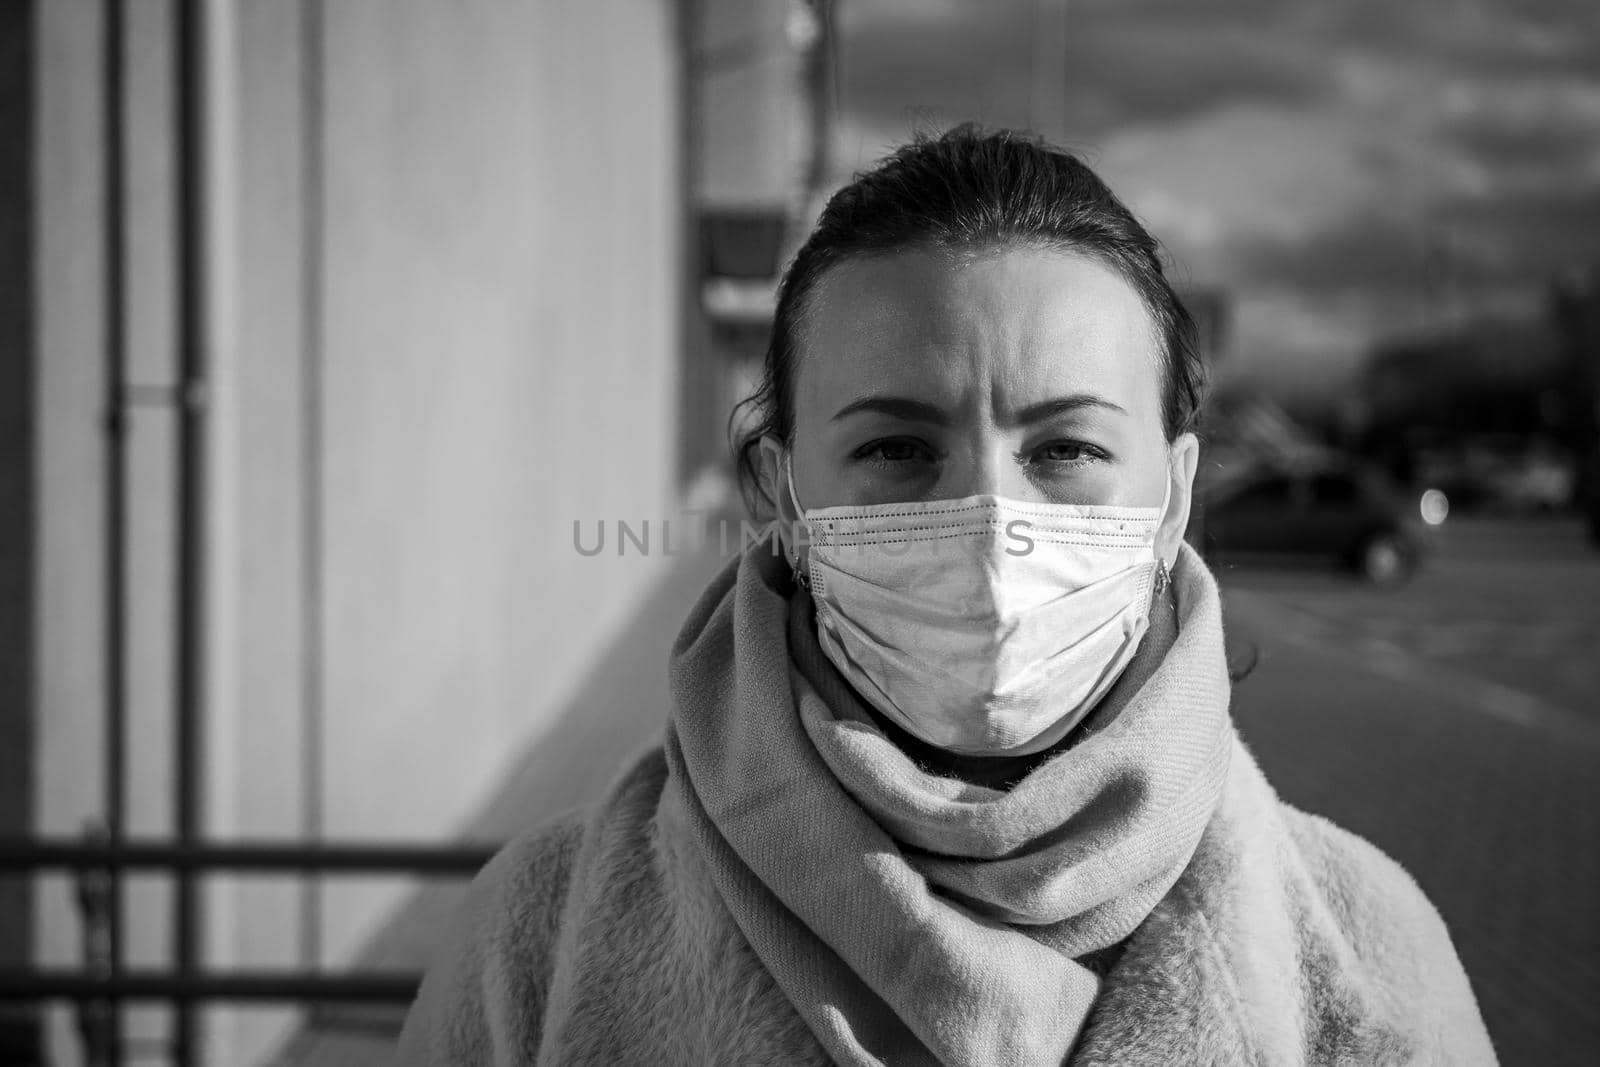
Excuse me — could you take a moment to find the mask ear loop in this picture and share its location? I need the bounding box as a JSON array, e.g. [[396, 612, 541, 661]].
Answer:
[[1153, 469, 1175, 596], [782, 452, 812, 591]]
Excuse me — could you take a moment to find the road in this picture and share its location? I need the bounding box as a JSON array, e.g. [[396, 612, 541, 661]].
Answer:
[[1217, 517, 1600, 1067]]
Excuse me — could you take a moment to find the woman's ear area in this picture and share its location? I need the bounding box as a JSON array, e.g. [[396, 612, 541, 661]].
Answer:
[[759, 434, 805, 569], [757, 434, 794, 526], [1157, 431, 1201, 568]]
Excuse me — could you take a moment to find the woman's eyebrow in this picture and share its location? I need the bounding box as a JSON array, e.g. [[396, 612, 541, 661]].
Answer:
[[830, 393, 1127, 425], [830, 395, 951, 424], [1009, 394, 1128, 424]]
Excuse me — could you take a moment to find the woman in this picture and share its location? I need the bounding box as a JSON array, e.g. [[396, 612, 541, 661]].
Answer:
[[398, 126, 1494, 1065]]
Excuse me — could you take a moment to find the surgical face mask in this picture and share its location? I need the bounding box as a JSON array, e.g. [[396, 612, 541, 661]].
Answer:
[[784, 457, 1171, 757]]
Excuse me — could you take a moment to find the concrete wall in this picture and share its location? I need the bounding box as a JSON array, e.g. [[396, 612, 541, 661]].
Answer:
[[31, 1, 684, 1063]]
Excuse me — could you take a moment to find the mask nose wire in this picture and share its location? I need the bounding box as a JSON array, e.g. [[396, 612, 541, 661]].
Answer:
[[785, 453, 1173, 586]]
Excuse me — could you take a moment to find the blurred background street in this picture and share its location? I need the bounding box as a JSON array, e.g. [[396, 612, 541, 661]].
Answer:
[[1217, 517, 1600, 1064]]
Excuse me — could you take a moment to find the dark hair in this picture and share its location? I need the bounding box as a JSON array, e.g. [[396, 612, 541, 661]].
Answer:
[[730, 123, 1208, 517]]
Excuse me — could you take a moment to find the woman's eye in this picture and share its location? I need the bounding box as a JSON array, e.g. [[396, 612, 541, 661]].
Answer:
[[854, 438, 936, 467], [1030, 440, 1104, 466]]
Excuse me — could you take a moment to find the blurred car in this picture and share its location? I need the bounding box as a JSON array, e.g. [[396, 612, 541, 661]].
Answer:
[[1413, 435, 1576, 515], [1192, 463, 1423, 584]]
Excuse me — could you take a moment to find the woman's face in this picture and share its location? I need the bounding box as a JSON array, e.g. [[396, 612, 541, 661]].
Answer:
[[760, 245, 1199, 566]]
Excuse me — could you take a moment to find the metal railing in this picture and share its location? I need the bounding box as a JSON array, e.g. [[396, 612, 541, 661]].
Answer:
[[0, 831, 498, 1065]]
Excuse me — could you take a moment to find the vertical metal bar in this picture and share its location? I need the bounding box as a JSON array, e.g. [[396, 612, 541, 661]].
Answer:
[[786, 0, 834, 255], [297, 0, 326, 975], [676, 0, 704, 487], [1022, 0, 1036, 132], [800, 0, 834, 210], [0, 0, 41, 1057], [99, 0, 128, 1062], [173, 0, 207, 1063]]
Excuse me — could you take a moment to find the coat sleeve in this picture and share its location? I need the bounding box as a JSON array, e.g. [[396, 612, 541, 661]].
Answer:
[[394, 812, 589, 1066], [1402, 885, 1499, 1066], [1289, 811, 1499, 1066]]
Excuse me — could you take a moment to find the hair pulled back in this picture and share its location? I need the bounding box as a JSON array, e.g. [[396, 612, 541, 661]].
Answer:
[[730, 124, 1207, 517]]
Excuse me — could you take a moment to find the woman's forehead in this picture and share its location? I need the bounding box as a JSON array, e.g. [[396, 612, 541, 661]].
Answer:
[[796, 246, 1165, 427]]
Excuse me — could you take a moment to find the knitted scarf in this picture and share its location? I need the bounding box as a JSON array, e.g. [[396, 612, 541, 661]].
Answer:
[[663, 528, 1234, 1066]]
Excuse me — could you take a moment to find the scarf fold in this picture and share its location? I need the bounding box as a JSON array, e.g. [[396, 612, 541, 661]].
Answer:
[[664, 527, 1235, 1066]]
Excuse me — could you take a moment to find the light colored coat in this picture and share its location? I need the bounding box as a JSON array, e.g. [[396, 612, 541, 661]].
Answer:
[[395, 729, 1495, 1065]]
